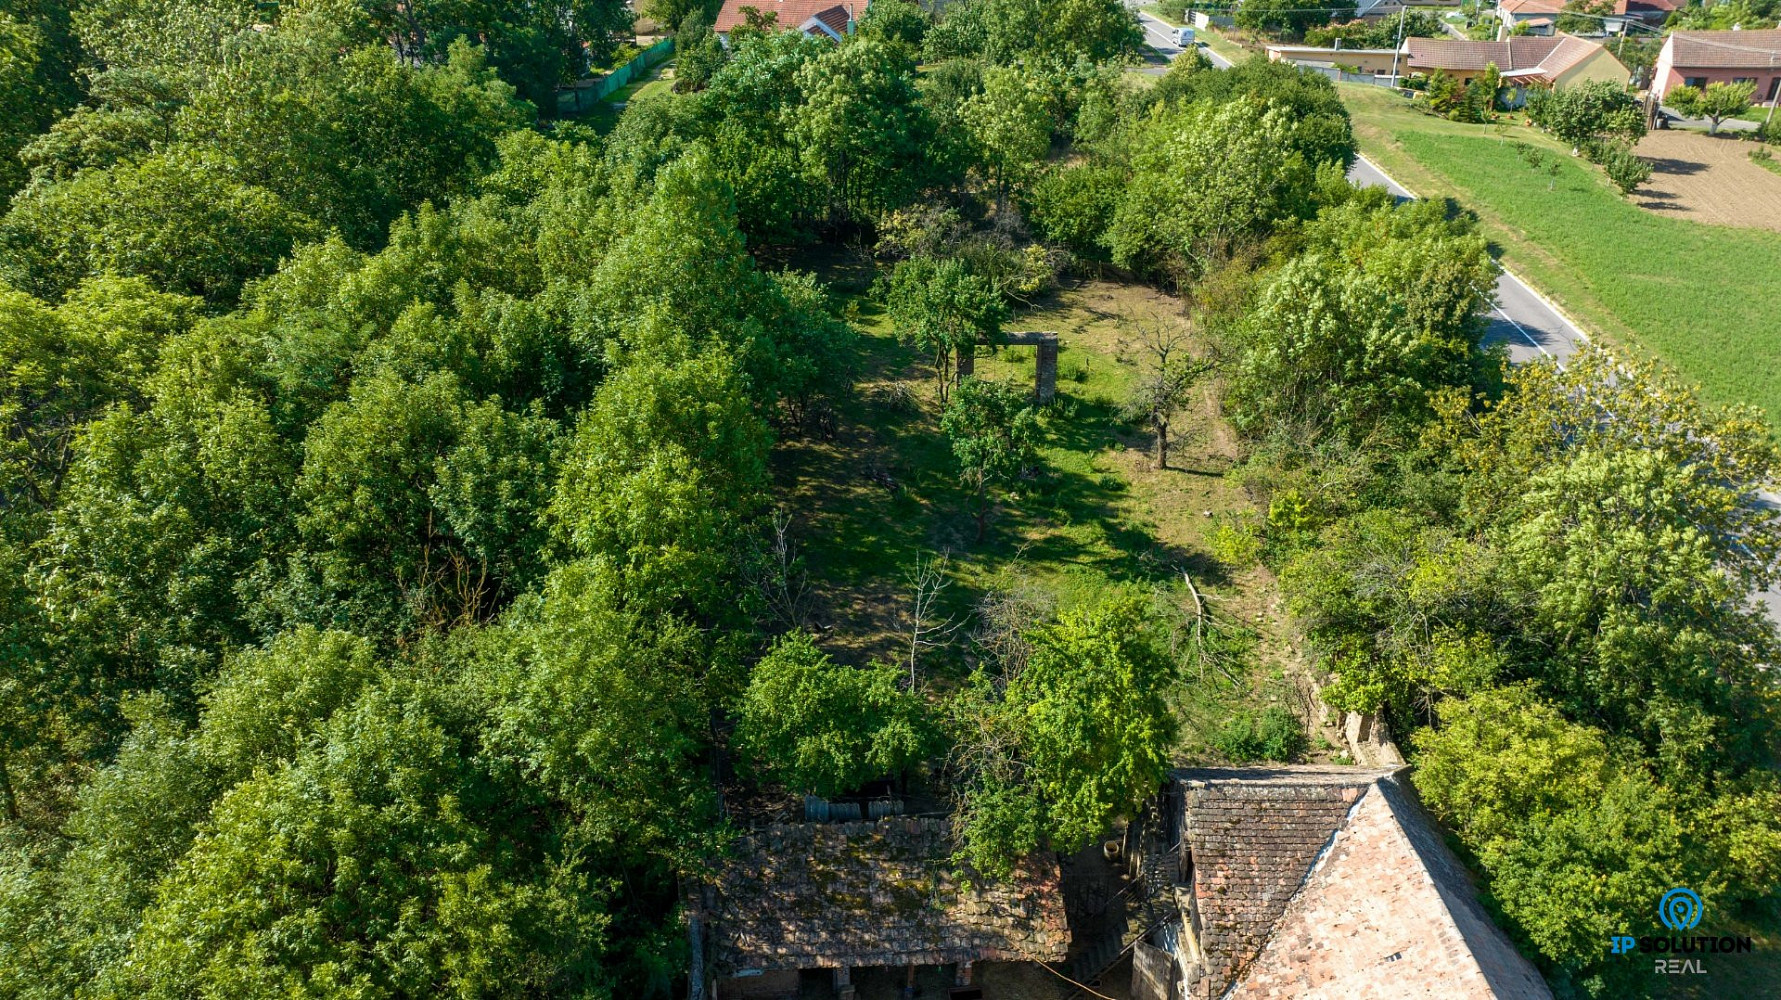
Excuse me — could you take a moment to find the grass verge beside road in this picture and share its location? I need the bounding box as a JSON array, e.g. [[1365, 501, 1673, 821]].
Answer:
[[1342, 83, 1781, 429]]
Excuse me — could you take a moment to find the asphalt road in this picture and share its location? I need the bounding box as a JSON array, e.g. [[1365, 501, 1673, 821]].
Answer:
[[1136, 10, 1234, 70], [1344, 155, 1584, 366]]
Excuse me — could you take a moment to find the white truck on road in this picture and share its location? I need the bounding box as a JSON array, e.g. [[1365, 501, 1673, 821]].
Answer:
[[1175, 26, 1195, 45]]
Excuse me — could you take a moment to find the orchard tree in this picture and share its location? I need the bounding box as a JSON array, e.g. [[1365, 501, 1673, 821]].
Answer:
[[883, 256, 1007, 401], [952, 596, 1178, 877], [1666, 80, 1755, 135], [1528, 79, 1645, 151], [1121, 319, 1212, 470], [941, 376, 1038, 540], [733, 631, 934, 798]]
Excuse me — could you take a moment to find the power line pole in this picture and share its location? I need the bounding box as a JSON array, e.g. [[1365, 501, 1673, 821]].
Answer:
[[1388, 4, 1407, 86]]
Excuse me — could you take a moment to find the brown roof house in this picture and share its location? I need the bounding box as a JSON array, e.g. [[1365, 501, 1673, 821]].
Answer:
[[1652, 28, 1781, 107], [1129, 766, 1554, 1000], [1404, 34, 1629, 104], [693, 817, 1070, 999], [1495, 0, 1681, 36], [713, 0, 864, 42]]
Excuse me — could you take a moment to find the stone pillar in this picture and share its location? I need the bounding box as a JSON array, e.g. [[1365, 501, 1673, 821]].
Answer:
[[1035, 335, 1058, 404], [834, 965, 855, 1000]]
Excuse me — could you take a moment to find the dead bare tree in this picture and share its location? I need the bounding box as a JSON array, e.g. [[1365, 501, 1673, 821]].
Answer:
[[1159, 571, 1248, 685], [972, 579, 1055, 680], [746, 509, 812, 630], [1120, 316, 1213, 471], [904, 551, 961, 686]]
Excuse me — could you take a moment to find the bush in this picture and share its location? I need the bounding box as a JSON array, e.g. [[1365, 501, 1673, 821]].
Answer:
[[1597, 142, 1652, 195], [1210, 706, 1308, 762]]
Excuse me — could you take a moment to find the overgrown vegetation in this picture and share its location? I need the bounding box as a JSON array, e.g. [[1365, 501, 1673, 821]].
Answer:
[[2, 2, 1778, 998]]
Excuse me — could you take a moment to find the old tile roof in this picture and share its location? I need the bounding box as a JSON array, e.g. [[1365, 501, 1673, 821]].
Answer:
[[1177, 767, 1389, 994], [1665, 28, 1781, 70], [713, 0, 859, 33], [706, 818, 1070, 974], [1174, 767, 1553, 1000]]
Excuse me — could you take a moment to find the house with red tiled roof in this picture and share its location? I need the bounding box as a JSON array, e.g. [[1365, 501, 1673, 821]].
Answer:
[[1405, 33, 1630, 101], [1651, 28, 1781, 106], [712, 0, 865, 42], [1496, 0, 1682, 36]]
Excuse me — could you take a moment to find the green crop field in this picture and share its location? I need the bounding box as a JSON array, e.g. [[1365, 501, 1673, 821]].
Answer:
[[1341, 84, 1781, 430]]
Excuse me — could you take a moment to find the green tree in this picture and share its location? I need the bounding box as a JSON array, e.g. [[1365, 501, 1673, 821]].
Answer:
[[549, 353, 771, 617], [1554, 0, 1613, 33], [671, 11, 726, 92], [1413, 685, 1781, 989], [1236, 0, 1355, 37], [791, 36, 932, 223], [941, 376, 1038, 540], [1527, 78, 1646, 151], [1599, 141, 1652, 194], [1459, 347, 1781, 774], [733, 631, 933, 797], [1666, 79, 1756, 135], [858, 0, 930, 49], [1023, 162, 1123, 260], [882, 255, 1007, 401], [954, 596, 1178, 877], [0, 150, 321, 305], [1107, 96, 1324, 281], [960, 64, 1053, 211], [1225, 195, 1497, 442]]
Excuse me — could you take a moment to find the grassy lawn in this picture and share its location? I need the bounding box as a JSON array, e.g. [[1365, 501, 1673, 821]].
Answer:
[[1341, 83, 1781, 428], [1141, 4, 1183, 26], [767, 250, 1321, 758], [1756, 149, 1781, 178], [1197, 26, 1256, 66]]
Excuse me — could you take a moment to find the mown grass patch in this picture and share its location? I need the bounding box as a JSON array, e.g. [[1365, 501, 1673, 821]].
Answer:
[[1342, 83, 1781, 429]]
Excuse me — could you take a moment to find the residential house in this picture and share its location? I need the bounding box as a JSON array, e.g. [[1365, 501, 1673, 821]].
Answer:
[[1352, 0, 1465, 20], [1132, 766, 1554, 1000], [694, 817, 1070, 999], [1651, 28, 1781, 106], [1265, 42, 1403, 76], [1405, 33, 1630, 102], [712, 0, 862, 42], [1495, 0, 1682, 36]]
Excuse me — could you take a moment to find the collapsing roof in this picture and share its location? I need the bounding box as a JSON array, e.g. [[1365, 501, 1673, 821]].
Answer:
[[1173, 766, 1553, 1000], [705, 817, 1070, 975]]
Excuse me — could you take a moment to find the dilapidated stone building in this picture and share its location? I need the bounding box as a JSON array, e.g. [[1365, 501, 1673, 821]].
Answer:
[[695, 817, 1070, 999], [1138, 766, 1554, 1000]]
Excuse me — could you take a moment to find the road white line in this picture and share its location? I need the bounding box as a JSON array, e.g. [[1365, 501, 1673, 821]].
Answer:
[[1496, 265, 1590, 347], [1489, 297, 1552, 358]]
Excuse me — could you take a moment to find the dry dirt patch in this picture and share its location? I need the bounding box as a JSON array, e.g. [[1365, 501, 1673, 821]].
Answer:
[[1634, 130, 1781, 232]]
